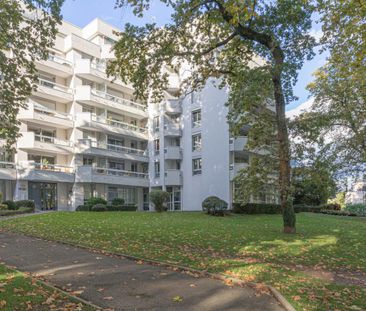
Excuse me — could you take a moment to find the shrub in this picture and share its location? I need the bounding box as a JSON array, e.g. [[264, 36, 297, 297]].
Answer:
[[111, 198, 125, 206], [91, 204, 107, 212], [15, 200, 35, 210], [107, 204, 137, 211], [232, 203, 281, 214], [320, 203, 341, 211], [293, 204, 321, 213], [3, 200, 18, 211], [344, 204, 366, 216], [0, 204, 8, 211], [76, 205, 90, 212], [0, 207, 34, 216], [85, 197, 107, 208], [202, 196, 228, 216], [149, 190, 170, 212], [319, 209, 358, 217]]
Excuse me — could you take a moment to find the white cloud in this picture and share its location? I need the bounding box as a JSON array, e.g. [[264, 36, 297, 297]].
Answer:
[[309, 29, 323, 43], [286, 98, 314, 119]]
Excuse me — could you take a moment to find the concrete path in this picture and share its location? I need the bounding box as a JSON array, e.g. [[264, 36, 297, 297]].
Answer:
[[0, 232, 284, 311]]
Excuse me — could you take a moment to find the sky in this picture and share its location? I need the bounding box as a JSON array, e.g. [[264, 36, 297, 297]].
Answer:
[[61, 0, 328, 111]]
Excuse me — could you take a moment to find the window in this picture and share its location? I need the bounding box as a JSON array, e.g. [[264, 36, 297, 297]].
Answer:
[[154, 162, 160, 178], [28, 154, 55, 165], [192, 133, 202, 152], [108, 186, 137, 204], [153, 116, 160, 132], [192, 109, 201, 127], [192, 158, 202, 175], [108, 161, 125, 171], [131, 162, 138, 172], [29, 127, 55, 143], [154, 139, 160, 155], [83, 157, 94, 166]]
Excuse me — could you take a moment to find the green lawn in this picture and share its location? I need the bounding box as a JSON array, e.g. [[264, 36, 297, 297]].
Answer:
[[0, 264, 94, 311], [1, 212, 366, 311]]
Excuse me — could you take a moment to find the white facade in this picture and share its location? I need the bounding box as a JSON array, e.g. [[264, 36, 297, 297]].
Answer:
[[0, 17, 252, 211], [346, 178, 366, 205]]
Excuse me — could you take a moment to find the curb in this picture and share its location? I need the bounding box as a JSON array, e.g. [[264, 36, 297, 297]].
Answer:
[[1, 230, 296, 311]]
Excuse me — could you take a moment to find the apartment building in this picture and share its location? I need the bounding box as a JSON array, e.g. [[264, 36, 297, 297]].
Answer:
[[0, 17, 258, 211]]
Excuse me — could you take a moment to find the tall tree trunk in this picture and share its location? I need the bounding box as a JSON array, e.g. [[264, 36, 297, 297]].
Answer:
[[272, 53, 296, 233]]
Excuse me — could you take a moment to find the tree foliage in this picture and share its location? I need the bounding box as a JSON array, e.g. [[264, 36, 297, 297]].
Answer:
[[291, 0, 366, 176], [0, 0, 64, 150], [110, 0, 316, 232]]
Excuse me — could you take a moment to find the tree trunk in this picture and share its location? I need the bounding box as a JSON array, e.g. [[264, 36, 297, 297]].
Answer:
[[272, 58, 296, 234]]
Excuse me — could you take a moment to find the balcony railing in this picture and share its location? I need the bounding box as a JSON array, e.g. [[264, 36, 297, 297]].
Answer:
[[92, 114, 147, 134], [34, 163, 74, 173], [0, 161, 16, 169], [34, 134, 73, 147], [91, 89, 146, 112], [48, 54, 73, 67], [93, 167, 148, 179], [32, 101, 72, 120], [91, 59, 107, 72], [38, 78, 74, 94], [90, 140, 147, 157]]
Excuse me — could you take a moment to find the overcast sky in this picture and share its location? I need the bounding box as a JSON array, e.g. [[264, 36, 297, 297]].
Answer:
[[61, 0, 328, 111]]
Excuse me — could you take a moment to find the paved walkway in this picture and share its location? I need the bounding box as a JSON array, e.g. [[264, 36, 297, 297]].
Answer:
[[0, 232, 284, 311]]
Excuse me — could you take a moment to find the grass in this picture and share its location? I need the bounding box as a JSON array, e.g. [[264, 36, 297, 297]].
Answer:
[[1, 212, 366, 310], [0, 264, 94, 310]]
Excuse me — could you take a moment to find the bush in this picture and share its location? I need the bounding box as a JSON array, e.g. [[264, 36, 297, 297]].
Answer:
[[111, 198, 125, 206], [2, 200, 18, 210], [0, 207, 34, 216], [85, 197, 107, 208], [149, 190, 170, 212], [293, 204, 321, 213], [319, 209, 358, 217], [91, 204, 107, 212], [320, 203, 341, 211], [344, 204, 366, 216], [107, 204, 137, 211], [202, 196, 228, 216], [76, 205, 90, 212], [233, 203, 281, 214], [15, 200, 35, 210], [0, 204, 8, 211]]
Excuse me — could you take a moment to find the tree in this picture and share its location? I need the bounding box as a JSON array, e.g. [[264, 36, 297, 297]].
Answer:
[[291, 0, 366, 176], [0, 0, 64, 150], [149, 190, 170, 212], [110, 0, 315, 232]]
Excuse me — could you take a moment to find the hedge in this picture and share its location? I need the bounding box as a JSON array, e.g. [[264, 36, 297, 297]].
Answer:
[[2, 200, 18, 210], [0, 207, 34, 217], [15, 200, 35, 210], [232, 203, 281, 214], [293, 204, 321, 213], [76, 204, 137, 212]]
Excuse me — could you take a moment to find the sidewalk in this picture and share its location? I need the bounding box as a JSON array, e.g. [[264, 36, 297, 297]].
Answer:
[[0, 231, 284, 311]]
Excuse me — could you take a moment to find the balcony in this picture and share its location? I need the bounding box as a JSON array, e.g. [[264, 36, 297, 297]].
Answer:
[[17, 132, 73, 155], [18, 101, 73, 129], [165, 99, 182, 115], [164, 146, 182, 160], [36, 55, 73, 78], [76, 166, 149, 187], [229, 136, 248, 152], [229, 163, 249, 181], [164, 122, 182, 137], [64, 34, 100, 58], [17, 161, 74, 183], [167, 73, 180, 92], [76, 139, 148, 162], [75, 113, 148, 140], [75, 59, 133, 92], [101, 44, 115, 59], [34, 79, 74, 103], [165, 169, 182, 186], [75, 85, 147, 119], [0, 162, 16, 180]]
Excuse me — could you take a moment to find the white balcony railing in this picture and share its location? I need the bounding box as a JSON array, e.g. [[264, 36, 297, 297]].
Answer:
[[90, 59, 107, 72], [32, 101, 72, 120], [34, 163, 74, 174], [91, 89, 146, 112], [92, 114, 147, 134], [93, 167, 148, 179], [89, 140, 147, 157], [38, 78, 74, 94], [0, 161, 16, 169], [48, 54, 73, 67], [34, 134, 73, 147]]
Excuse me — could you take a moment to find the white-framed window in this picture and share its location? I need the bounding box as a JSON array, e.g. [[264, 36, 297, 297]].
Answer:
[[192, 133, 202, 152], [153, 116, 160, 132], [192, 109, 201, 127], [192, 158, 202, 175], [154, 162, 160, 178]]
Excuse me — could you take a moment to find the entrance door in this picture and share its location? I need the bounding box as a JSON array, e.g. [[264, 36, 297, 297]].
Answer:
[[29, 182, 57, 210]]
